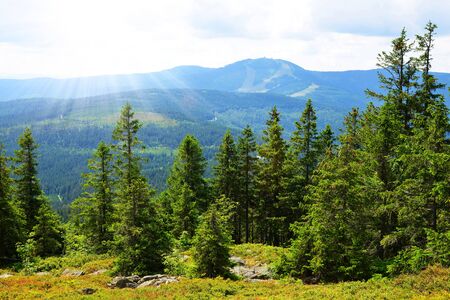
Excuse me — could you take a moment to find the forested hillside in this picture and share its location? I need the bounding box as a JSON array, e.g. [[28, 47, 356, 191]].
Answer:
[[0, 23, 449, 298]]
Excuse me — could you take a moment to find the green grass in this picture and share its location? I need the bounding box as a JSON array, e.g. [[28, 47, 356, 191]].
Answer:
[[1, 266, 450, 299], [231, 243, 288, 267], [2, 246, 450, 299]]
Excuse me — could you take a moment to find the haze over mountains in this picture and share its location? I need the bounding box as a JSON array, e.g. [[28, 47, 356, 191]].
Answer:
[[2, 57, 449, 105]]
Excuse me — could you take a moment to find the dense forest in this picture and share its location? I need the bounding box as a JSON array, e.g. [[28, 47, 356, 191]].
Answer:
[[1, 23, 449, 283]]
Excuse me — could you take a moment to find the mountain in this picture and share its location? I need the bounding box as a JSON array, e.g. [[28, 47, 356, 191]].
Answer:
[[0, 58, 449, 214], [2, 58, 449, 105]]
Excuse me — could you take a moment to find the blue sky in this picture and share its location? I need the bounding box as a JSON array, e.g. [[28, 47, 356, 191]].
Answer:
[[1, 0, 449, 78]]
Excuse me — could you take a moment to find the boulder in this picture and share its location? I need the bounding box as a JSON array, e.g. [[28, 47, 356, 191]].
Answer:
[[61, 269, 85, 277], [36, 272, 50, 276], [230, 256, 246, 266], [91, 269, 108, 275], [108, 276, 138, 288], [231, 264, 272, 280], [81, 288, 96, 295], [0, 273, 13, 279]]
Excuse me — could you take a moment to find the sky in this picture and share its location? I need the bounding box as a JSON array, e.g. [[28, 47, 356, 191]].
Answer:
[[1, 0, 450, 78]]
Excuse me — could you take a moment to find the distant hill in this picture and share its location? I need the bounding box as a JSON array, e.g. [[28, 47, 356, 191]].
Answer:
[[2, 58, 449, 105]]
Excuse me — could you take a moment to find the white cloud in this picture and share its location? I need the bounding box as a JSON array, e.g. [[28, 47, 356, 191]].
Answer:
[[0, 0, 449, 78]]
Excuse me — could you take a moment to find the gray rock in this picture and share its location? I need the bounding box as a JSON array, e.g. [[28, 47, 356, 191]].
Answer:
[[61, 269, 85, 277], [110, 274, 178, 289], [109, 276, 138, 288], [0, 273, 13, 278], [137, 274, 164, 284], [230, 256, 246, 266], [127, 274, 141, 283], [231, 264, 272, 280], [36, 272, 50, 276], [137, 280, 157, 288], [91, 269, 108, 275], [81, 288, 96, 294]]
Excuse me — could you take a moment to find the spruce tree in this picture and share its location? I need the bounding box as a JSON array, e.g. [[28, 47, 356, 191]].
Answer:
[[213, 130, 240, 243], [316, 124, 335, 160], [285, 109, 382, 281], [31, 198, 64, 257], [366, 28, 418, 132], [257, 106, 286, 245], [192, 202, 232, 278], [112, 103, 169, 275], [167, 134, 207, 238], [0, 144, 22, 262], [14, 128, 43, 232], [291, 99, 319, 184], [236, 125, 257, 243], [70, 141, 114, 253]]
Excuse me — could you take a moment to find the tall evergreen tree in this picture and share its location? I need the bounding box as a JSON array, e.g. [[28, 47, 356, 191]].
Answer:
[[284, 109, 382, 282], [112, 103, 169, 275], [257, 106, 286, 245], [13, 128, 43, 232], [31, 198, 64, 257], [366, 28, 418, 132], [316, 124, 335, 160], [192, 202, 232, 278], [0, 144, 22, 262], [167, 134, 207, 238], [236, 126, 257, 243], [213, 130, 240, 243], [415, 22, 445, 117], [291, 99, 319, 184], [70, 141, 114, 253]]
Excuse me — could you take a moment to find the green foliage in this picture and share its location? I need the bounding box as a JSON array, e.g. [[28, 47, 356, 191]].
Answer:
[[0, 144, 22, 263], [112, 103, 170, 275], [192, 203, 233, 278], [166, 134, 208, 238], [236, 125, 257, 244], [30, 198, 64, 257], [69, 141, 115, 253], [256, 106, 287, 246], [13, 128, 43, 232]]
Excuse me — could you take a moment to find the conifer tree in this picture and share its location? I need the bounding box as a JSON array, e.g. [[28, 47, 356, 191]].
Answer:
[[167, 134, 207, 238], [31, 198, 64, 257], [192, 202, 232, 278], [14, 128, 43, 232], [257, 106, 286, 245], [0, 144, 22, 262], [316, 124, 335, 159], [70, 141, 114, 253], [112, 103, 169, 275], [213, 130, 240, 243], [366, 28, 418, 132], [285, 109, 382, 281], [291, 99, 319, 184], [236, 126, 257, 243]]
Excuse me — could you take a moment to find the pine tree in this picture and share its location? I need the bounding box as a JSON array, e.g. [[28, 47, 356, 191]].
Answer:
[[167, 134, 207, 238], [236, 125, 257, 243], [70, 141, 114, 253], [192, 202, 232, 278], [213, 130, 240, 243], [257, 106, 286, 245], [172, 183, 198, 238], [14, 128, 43, 232], [112, 103, 169, 275], [0, 144, 22, 262]]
